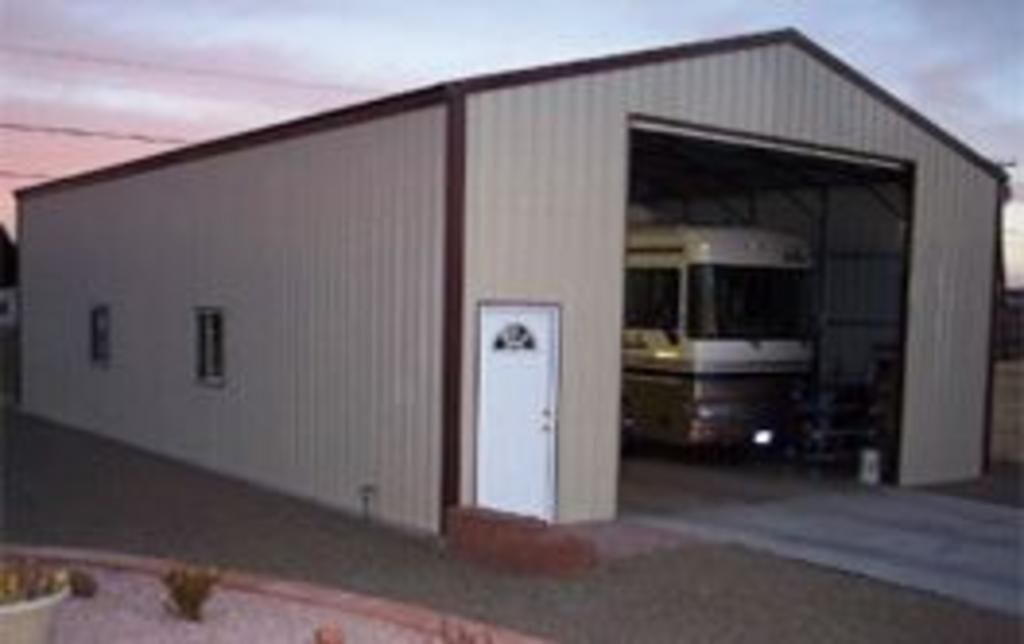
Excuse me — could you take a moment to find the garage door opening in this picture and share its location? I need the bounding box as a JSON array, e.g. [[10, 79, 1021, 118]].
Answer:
[[619, 118, 915, 512]]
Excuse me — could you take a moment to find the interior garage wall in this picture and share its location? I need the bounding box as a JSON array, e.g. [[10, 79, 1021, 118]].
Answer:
[[19, 107, 447, 533], [819, 186, 906, 386], [754, 185, 906, 386], [461, 41, 999, 522]]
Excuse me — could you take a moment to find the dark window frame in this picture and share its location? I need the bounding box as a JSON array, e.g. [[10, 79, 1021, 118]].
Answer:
[[89, 304, 111, 367], [195, 307, 226, 387], [687, 264, 811, 340]]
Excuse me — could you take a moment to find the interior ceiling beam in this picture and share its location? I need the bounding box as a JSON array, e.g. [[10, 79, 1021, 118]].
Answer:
[[631, 176, 751, 222], [861, 183, 907, 220], [638, 146, 768, 194], [635, 169, 898, 202], [635, 131, 906, 183], [639, 149, 759, 224], [632, 124, 909, 174], [632, 135, 912, 229], [763, 146, 909, 219], [633, 148, 895, 196], [773, 187, 820, 219]]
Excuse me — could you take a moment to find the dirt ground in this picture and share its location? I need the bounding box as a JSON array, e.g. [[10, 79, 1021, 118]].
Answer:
[[2, 412, 1020, 643]]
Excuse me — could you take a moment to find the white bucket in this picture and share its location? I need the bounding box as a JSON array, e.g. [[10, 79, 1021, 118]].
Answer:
[[0, 588, 68, 644], [859, 448, 881, 486]]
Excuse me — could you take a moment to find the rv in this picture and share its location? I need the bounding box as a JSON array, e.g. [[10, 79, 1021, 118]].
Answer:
[[622, 226, 814, 448]]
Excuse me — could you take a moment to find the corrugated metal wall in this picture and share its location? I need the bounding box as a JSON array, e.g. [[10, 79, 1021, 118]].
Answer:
[[462, 42, 999, 522], [20, 107, 447, 533]]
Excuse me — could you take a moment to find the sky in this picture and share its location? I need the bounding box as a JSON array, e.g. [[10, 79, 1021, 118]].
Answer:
[[2, 0, 1022, 284]]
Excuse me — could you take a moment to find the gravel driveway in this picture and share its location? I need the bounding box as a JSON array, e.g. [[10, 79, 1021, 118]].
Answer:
[[2, 412, 1020, 643]]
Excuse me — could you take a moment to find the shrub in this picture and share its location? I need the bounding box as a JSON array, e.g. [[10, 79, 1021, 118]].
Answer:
[[0, 558, 69, 605], [162, 565, 220, 622], [68, 569, 99, 599], [314, 625, 345, 644], [440, 619, 494, 644]]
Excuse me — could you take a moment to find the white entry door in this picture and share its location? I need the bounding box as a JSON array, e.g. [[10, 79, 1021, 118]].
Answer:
[[476, 303, 559, 521]]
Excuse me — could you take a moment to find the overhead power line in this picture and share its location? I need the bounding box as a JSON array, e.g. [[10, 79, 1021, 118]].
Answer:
[[0, 42, 361, 93], [0, 121, 189, 145]]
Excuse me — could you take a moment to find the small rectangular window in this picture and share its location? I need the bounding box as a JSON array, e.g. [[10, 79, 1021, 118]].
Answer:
[[89, 305, 111, 366], [196, 308, 225, 385]]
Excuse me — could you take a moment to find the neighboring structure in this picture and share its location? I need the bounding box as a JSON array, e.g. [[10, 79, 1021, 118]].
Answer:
[[995, 288, 1024, 361], [16, 30, 1005, 534], [0, 227, 17, 329], [991, 288, 1024, 464], [0, 227, 17, 401]]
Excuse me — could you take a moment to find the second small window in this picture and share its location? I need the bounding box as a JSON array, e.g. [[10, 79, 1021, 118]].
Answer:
[[196, 308, 225, 385], [89, 305, 111, 367]]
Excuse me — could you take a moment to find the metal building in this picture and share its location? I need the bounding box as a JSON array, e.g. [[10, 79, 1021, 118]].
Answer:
[[16, 30, 1005, 533]]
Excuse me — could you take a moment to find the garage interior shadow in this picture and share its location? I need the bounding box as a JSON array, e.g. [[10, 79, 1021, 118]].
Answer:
[[618, 122, 914, 513]]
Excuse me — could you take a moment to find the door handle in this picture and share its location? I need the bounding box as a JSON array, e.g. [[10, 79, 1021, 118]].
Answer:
[[541, 408, 554, 432]]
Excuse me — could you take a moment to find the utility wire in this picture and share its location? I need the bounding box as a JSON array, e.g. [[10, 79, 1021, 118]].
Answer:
[[0, 122, 188, 145], [0, 42, 361, 93]]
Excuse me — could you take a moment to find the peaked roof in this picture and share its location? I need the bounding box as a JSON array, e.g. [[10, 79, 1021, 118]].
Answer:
[[16, 28, 1004, 199]]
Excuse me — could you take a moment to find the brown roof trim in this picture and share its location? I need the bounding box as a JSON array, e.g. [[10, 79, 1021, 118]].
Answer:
[[457, 29, 796, 93], [17, 28, 1004, 200], [16, 84, 448, 199]]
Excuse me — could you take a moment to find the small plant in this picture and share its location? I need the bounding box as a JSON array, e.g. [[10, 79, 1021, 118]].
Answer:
[[440, 619, 494, 644], [0, 558, 69, 605], [162, 565, 220, 622], [314, 625, 345, 644], [68, 569, 99, 599]]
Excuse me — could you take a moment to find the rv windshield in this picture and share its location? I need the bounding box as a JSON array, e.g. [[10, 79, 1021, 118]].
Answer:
[[624, 268, 680, 330], [688, 265, 809, 339]]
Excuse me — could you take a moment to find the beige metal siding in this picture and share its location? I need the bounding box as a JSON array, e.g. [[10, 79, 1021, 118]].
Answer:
[[462, 42, 999, 522], [20, 107, 447, 533]]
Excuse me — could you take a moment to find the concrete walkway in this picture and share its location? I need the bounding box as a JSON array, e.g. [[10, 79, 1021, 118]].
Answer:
[[628, 487, 1024, 615]]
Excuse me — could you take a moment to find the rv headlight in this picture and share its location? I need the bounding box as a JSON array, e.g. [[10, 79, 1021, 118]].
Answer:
[[695, 403, 715, 420], [653, 349, 680, 360]]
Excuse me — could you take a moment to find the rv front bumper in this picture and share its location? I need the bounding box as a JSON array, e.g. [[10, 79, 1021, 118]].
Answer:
[[685, 418, 788, 446], [687, 400, 799, 445], [621, 370, 807, 448]]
